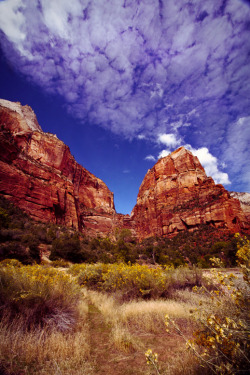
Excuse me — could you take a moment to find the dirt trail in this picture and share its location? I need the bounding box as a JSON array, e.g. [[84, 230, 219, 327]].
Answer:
[[87, 304, 146, 375], [86, 301, 192, 375]]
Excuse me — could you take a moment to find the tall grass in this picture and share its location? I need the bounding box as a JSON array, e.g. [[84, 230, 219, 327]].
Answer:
[[146, 235, 250, 375], [0, 263, 81, 331], [83, 288, 196, 358], [0, 261, 224, 375], [0, 263, 92, 374], [0, 301, 92, 375]]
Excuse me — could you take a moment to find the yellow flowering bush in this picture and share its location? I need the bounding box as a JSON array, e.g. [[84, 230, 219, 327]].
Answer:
[[166, 234, 250, 374], [69, 263, 203, 300], [235, 233, 250, 285], [69, 263, 108, 287], [0, 264, 81, 331], [0, 258, 22, 267]]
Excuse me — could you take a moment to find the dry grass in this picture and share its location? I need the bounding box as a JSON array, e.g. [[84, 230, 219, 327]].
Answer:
[[0, 300, 93, 375], [163, 351, 210, 375], [119, 299, 192, 331], [0, 288, 206, 375], [84, 288, 195, 331], [0, 266, 213, 375], [82, 287, 199, 368]]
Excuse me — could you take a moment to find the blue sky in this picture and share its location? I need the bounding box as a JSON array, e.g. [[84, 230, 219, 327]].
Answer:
[[0, 0, 250, 214]]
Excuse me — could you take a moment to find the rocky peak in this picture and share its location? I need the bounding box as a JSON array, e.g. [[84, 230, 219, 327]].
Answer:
[[0, 99, 249, 241], [230, 192, 250, 221], [0, 99, 42, 133], [0, 100, 116, 237], [132, 148, 249, 239]]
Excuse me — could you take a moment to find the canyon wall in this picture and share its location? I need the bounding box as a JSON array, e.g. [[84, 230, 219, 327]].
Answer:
[[0, 99, 249, 240], [230, 192, 250, 222], [131, 147, 249, 240], [0, 99, 117, 237]]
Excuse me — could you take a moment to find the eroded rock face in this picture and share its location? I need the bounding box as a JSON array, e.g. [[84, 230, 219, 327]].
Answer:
[[0, 99, 249, 240], [0, 100, 117, 236], [131, 147, 249, 240], [230, 192, 250, 222]]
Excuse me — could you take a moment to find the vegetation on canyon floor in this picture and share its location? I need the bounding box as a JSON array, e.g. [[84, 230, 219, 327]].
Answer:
[[0, 197, 249, 374], [0, 196, 243, 268], [146, 235, 250, 375], [0, 236, 249, 375]]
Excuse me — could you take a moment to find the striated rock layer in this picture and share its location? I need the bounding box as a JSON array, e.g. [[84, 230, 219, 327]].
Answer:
[[0, 99, 117, 236], [230, 192, 250, 222], [131, 147, 249, 240], [0, 99, 249, 240]]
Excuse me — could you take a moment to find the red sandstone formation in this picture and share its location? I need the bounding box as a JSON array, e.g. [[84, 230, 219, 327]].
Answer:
[[131, 147, 249, 240], [0, 99, 249, 240], [230, 192, 250, 222], [0, 99, 116, 236]]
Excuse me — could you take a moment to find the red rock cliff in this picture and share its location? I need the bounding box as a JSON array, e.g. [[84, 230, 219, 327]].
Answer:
[[131, 147, 249, 240], [0, 99, 117, 236], [230, 192, 250, 222], [0, 99, 249, 240]]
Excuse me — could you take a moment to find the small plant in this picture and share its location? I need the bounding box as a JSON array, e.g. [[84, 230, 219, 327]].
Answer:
[[186, 235, 250, 374], [145, 348, 160, 375]]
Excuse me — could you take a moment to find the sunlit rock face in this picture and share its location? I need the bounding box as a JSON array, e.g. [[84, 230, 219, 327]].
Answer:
[[0, 99, 249, 240], [131, 147, 249, 240], [0, 99, 42, 133], [230, 192, 250, 222], [0, 99, 116, 236]]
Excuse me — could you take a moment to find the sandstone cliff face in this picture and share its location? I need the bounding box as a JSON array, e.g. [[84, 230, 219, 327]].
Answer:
[[131, 147, 249, 240], [0, 99, 249, 241], [0, 100, 116, 236], [230, 192, 250, 222]]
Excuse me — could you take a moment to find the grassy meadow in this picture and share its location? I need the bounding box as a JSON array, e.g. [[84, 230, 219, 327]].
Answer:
[[0, 197, 249, 374], [0, 250, 249, 375]]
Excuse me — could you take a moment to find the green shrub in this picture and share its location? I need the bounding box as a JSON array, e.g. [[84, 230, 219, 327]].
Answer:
[[0, 207, 9, 228], [50, 233, 82, 262], [0, 228, 23, 242], [0, 242, 32, 264], [21, 233, 40, 262]]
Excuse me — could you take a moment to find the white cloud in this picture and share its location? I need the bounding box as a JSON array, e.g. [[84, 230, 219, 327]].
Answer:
[[158, 149, 171, 159], [0, 0, 249, 192], [223, 117, 250, 190], [171, 121, 185, 131], [158, 133, 181, 148], [41, 0, 82, 39], [0, 0, 33, 57], [137, 134, 146, 140], [186, 146, 231, 185], [150, 83, 164, 99], [0, 0, 25, 44], [145, 155, 156, 162]]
